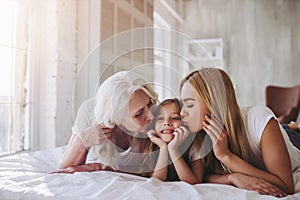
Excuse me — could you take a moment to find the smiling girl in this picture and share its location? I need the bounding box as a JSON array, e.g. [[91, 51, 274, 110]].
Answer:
[[142, 98, 204, 184]]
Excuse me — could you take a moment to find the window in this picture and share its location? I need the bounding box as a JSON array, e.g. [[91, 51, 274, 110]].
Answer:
[[184, 38, 224, 70], [0, 1, 29, 155], [77, 0, 154, 105]]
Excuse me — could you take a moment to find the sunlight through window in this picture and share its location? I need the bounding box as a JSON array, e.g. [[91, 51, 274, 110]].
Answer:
[[0, 1, 19, 155], [0, 1, 15, 97]]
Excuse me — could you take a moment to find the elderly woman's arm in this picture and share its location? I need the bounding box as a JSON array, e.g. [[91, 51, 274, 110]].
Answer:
[[60, 133, 89, 169], [60, 124, 113, 169]]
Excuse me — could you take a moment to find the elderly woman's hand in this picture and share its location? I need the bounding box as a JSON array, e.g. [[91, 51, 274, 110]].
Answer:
[[51, 163, 102, 174], [78, 124, 114, 149], [52, 163, 116, 174]]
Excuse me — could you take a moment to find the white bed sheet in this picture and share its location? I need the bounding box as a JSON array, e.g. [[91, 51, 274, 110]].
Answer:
[[0, 146, 299, 200]]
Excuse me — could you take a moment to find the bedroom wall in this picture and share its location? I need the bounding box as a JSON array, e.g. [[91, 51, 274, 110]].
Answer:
[[179, 0, 300, 107], [36, 0, 155, 149], [55, 0, 77, 147], [34, 0, 300, 149], [29, 0, 77, 150]]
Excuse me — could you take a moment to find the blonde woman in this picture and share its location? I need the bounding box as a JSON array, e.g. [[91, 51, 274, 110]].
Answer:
[[143, 98, 204, 184], [180, 67, 300, 197], [59, 71, 158, 174]]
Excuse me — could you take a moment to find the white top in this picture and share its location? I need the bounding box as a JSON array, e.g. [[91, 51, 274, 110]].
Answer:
[[72, 98, 96, 135], [241, 105, 300, 192]]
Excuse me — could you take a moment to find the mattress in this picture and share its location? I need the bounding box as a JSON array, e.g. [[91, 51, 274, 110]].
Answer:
[[0, 146, 299, 200]]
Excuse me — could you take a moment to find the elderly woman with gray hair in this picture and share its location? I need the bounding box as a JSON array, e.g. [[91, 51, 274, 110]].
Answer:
[[59, 71, 158, 174]]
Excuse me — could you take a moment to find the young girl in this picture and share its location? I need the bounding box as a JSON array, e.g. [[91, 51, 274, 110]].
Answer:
[[180, 67, 300, 196], [143, 98, 204, 184]]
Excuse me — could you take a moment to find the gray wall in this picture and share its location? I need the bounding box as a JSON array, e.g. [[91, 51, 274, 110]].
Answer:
[[180, 0, 300, 106]]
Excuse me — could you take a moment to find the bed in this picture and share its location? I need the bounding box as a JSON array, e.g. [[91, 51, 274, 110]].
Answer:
[[0, 146, 299, 200]]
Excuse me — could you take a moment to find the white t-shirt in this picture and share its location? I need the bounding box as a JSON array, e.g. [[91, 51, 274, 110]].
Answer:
[[72, 98, 96, 135], [241, 105, 300, 192]]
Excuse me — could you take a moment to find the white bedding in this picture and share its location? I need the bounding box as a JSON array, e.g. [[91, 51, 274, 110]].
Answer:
[[0, 146, 299, 200]]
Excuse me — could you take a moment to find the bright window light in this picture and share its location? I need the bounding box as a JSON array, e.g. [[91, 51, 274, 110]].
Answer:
[[0, 1, 17, 97]]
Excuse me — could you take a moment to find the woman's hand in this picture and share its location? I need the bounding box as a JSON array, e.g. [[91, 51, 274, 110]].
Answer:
[[168, 126, 189, 150], [147, 129, 167, 148], [202, 115, 230, 160], [78, 124, 114, 149], [230, 173, 286, 197], [52, 163, 103, 174]]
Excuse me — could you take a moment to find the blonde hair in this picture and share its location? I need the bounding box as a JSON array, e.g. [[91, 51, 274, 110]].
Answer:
[[91, 71, 158, 170], [180, 67, 253, 174]]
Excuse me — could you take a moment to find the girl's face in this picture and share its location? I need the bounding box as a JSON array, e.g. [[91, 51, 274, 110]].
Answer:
[[155, 102, 181, 143], [180, 82, 210, 133], [121, 89, 155, 133]]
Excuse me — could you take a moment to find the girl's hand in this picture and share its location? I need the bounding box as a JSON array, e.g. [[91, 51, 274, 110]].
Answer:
[[230, 173, 286, 197], [202, 115, 230, 160], [78, 124, 114, 149], [168, 126, 189, 150], [147, 129, 167, 148]]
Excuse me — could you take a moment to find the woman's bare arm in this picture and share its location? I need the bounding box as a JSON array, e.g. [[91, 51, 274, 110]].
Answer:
[[60, 124, 113, 169], [205, 117, 294, 194], [206, 173, 286, 197], [60, 133, 88, 169]]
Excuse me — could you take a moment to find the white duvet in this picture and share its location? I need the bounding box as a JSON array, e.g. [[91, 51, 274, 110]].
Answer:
[[0, 146, 299, 200]]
